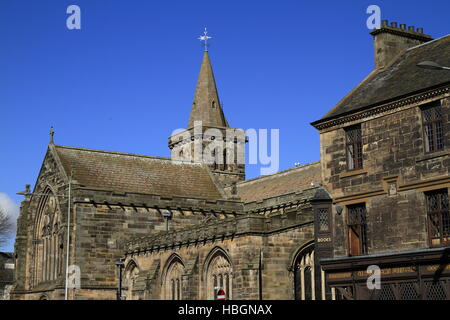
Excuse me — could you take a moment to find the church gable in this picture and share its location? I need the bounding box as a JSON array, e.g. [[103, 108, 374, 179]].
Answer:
[[33, 145, 70, 197], [20, 145, 71, 293]]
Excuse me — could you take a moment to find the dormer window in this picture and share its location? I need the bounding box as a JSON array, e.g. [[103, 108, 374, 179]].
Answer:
[[212, 101, 216, 108]]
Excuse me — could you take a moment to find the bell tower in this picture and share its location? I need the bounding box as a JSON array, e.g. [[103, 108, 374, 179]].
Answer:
[[168, 46, 245, 188]]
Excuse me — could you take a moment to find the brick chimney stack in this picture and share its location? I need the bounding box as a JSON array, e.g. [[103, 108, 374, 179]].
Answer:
[[370, 20, 432, 69]]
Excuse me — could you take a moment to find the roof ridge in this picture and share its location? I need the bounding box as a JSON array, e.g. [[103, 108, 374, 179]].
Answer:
[[406, 33, 450, 51], [54, 145, 171, 161], [236, 161, 320, 186]]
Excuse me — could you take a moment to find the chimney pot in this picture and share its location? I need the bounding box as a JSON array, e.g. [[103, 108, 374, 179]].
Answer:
[[371, 20, 432, 70]]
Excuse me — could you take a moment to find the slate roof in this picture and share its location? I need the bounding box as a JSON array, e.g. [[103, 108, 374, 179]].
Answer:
[[313, 34, 450, 125], [233, 162, 322, 203], [188, 51, 229, 128], [54, 145, 224, 200]]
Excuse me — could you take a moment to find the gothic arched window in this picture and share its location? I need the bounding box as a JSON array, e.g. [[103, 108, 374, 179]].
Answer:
[[32, 189, 63, 286], [124, 261, 140, 300], [293, 243, 319, 300], [205, 248, 233, 300], [164, 256, 185, 300]]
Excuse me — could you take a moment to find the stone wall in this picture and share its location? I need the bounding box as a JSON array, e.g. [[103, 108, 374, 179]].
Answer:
[[12, 142, 321, 300], [320, 95, 450, 257], [123, 208, 315, 300], [70, 189, 242, 300]]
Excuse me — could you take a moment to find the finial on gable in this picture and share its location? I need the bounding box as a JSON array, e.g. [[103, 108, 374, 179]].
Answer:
[[49, 127, 55, 145]]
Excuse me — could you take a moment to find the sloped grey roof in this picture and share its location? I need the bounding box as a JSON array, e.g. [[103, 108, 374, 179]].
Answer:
[[233, 162, 322, 203], [188, 51, 229, 128], [54, 145, 224, 200], [312, 35, 450, 125]]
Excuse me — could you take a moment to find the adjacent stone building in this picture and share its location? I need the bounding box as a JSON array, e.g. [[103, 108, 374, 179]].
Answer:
[[311, 21, 450, 300], [12, 50, 330, 300], [0, 252, 15, 300]]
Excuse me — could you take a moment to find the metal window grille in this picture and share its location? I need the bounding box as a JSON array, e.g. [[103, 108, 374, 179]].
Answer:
[[425, 281, 447, 300], [345, 125, 363, 170], [378, 284, 396, 300], [399, 282, 419, 300]]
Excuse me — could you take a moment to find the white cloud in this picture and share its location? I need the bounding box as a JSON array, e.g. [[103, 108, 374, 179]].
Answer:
[[0, 192, 20, 235]]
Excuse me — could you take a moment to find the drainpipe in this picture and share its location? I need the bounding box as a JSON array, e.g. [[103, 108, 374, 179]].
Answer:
[[64, 172, 72, 300], [259, 248, 263, 300]]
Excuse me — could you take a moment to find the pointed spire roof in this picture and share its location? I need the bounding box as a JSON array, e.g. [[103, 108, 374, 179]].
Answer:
[[188, 51, 229, 128]]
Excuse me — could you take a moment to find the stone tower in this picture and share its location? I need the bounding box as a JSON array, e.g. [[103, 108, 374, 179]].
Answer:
[[168, 51, 246, 188]]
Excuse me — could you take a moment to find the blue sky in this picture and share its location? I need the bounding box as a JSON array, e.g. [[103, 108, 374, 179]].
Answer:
[[1, 0, 449, 251]]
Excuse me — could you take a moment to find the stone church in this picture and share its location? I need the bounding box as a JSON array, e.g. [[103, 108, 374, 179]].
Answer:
[[11, 48, 329, 300], [11, 20, 450, 300]]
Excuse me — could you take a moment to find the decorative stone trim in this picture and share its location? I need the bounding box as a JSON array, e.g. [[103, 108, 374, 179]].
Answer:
[[370, 26, 432, 42], [125, 214, 314, 254], [415, 151, 450, 163], [339, 169, 368, 179], [312, 85, 450, 131]]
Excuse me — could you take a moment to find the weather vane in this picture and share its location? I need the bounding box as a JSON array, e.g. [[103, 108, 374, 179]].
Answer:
[[198, 27, 212, 52]]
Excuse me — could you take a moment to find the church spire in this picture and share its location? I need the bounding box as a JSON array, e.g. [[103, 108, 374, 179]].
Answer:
[[188, 50, 229, 128]]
